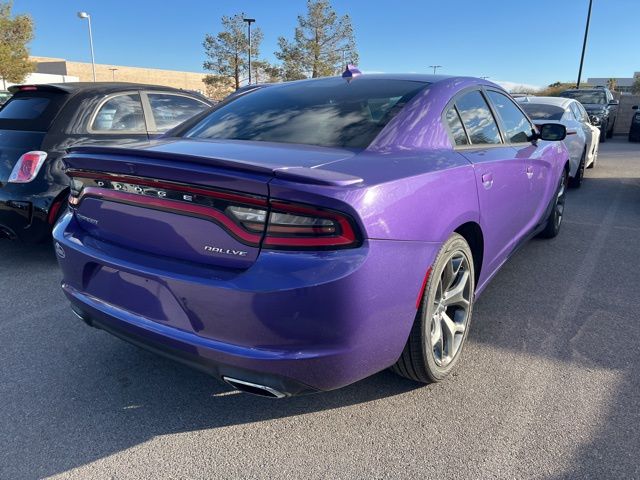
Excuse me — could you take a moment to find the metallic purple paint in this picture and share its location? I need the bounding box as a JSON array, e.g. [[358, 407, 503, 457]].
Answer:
[[53, 75, 569, 395]]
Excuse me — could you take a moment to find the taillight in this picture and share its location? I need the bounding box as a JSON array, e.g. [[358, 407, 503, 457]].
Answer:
[[66, 170, 360, 250], [8, 151, 48, 183], [263, 202, 358, 249]]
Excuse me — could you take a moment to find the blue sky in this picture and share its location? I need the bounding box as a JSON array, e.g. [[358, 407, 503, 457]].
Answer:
[[14, 0, 640, 89]]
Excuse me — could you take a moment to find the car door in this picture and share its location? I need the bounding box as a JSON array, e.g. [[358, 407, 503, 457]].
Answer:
[[563, 103, 586, 174], [573, 101, 597, 166], [141, 91, 210, 138], [447, 89, 531, 275], [484, 90, 553, 236]]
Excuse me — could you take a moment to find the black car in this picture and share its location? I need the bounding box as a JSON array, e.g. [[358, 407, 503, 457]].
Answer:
[[559, 87, 619, 142], [0, 82, 212, 242], [629, 105, 640, 142]]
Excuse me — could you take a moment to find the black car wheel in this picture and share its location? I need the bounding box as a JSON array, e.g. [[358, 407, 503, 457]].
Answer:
[[392, 233, 475, 383], [569, 151, 586, 188], [539, 169, 568, 239], [606, 119, 615, 138], [600, 121, 607, 143]]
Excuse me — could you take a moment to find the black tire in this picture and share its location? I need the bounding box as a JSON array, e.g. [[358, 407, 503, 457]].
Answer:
[[539, 168, 568, 239], [569, 151, 586, 188], [391, 233, 475, 383], [599, 122, 607, 143], [606, 119, 614, 138]]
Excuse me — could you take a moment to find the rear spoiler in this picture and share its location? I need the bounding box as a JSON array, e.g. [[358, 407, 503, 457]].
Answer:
[[8, 84, 71, 94], [66, 145, 363, 187]]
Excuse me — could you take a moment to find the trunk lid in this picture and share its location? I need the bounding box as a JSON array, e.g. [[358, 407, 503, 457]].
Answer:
[[65, 139, 362, 269]]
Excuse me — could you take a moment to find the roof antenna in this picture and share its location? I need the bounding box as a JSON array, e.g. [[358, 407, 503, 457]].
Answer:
[[342, 64, 362, 81]]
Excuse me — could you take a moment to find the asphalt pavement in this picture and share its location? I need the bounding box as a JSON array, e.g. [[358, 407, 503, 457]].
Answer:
[[1, 138, 639, 479]]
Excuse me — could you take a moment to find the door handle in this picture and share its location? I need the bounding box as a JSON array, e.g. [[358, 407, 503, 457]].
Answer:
[[481, 172, 493, 189], [526, 166, 534, 179]]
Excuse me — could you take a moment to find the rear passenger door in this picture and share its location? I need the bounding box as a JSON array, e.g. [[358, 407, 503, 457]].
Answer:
[[485, 90, 554, 232], [141, 92, 209, 136], [445, 89, 531, 275]]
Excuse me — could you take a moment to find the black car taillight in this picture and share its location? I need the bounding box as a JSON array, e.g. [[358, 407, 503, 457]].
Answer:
[[66, 170, 360, 250]]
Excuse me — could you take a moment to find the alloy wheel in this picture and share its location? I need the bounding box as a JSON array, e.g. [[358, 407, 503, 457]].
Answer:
[[430, 252, 472, 367], [554, 171, 567, 229]]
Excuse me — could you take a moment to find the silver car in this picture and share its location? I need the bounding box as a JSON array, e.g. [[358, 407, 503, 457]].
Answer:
[[517, 96, 599, 188]]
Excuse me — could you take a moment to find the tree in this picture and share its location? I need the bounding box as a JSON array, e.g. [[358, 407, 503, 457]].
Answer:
[[607, 78, 617, 92], [632, 77, 640, 95], [537, 81, 587, 96], [275, 0, 358, 80], [203, 13, 263, 90], [0, 1, 35, 90]]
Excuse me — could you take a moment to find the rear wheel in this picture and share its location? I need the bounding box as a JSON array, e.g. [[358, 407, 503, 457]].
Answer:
[[539, 169, 568, 239], [392, 233, 475, 383], [569, 151, 586, 188], [606, 119, 614, 138]]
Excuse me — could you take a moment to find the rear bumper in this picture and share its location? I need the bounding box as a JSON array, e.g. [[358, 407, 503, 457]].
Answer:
[[54, 212, 441, 394]]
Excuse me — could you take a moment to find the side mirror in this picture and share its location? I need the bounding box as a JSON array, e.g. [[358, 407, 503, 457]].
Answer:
[[632, 105, 639, 110], [609, 99, 619, 106], [538, 123, 567, 141]]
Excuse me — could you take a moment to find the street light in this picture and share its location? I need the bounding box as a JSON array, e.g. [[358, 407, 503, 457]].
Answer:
[[77, 11, 96, 82], [429, 65, 443, 75], [576, 0, 593, 89], [243, 18, 255, 85], [108, 68, 118, 81]]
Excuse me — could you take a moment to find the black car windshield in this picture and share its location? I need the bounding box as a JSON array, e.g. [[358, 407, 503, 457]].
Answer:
[[520, 104, 565, 121], [184, 78, 429, 149], [560, 90, 607, 105]]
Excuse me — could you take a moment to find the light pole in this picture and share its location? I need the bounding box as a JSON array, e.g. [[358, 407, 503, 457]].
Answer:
[[243, 18, 255, 85], [109, 68, 118, 81], [576, 0, 593, 89], [429, 65, 442, 75], [77, 11, 96, 82]]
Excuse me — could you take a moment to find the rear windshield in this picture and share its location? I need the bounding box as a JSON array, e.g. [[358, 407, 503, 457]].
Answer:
[[0, 91, 68, 131], [184, 78, 429, 149], [560, 90, 607, 105], [520, 103, 565, 121]]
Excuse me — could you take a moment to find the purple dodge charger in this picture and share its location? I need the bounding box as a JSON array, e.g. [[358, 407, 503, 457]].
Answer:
[[53, 74, 569, 397]]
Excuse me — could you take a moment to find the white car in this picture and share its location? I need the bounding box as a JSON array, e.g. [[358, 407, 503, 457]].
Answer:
[[517, 96, 599, 188]]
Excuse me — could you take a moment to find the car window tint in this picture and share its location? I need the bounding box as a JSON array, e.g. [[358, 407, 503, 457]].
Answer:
[[91, 93, 145, 132], [184, 79, 429, 149], [560, 90, 607, 105], [486, 91, 532, 143], [455, 90, 501, 145], [148, 93, 208, 132], [519, 103, 565, 121], [445, 106, 468, 146], [0, 91, 68, 132]]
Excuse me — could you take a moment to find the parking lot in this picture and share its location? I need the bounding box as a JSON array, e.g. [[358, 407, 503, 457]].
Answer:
[[1, 138, 638, 479]]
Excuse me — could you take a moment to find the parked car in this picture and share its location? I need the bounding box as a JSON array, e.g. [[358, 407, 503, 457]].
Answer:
[[629, 105, 640, 142], [54, 74, 569, 397], [0, 82, 212, 242], [517, 96, 599, 187], [0, 91, 11, 107], [559, 87, 618, 142]]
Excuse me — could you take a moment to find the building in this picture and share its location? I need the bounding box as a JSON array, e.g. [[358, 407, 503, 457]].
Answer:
[[587, 72, 639, 94], [31, 56, 208, 94], [1, 72, 79, 90]]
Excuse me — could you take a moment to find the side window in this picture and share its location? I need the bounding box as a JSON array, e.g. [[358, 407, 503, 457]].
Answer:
[[445, 106, 469, 146], [569, 103, 582, 121], [455, 90, 502, 145], [147, 93, 208, 132], [91, 93, 146, 132], [576, 102, 589, 122], [564, 106, 577, 121], [486, 90, 532, 143]]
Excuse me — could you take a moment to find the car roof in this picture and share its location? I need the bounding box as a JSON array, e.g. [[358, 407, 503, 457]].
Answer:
[[516, 96, 574, 108], [8, 82, 202, 96]]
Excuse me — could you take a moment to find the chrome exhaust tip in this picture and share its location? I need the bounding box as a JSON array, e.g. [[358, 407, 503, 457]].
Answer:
[[222, 376, 286, 399]]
